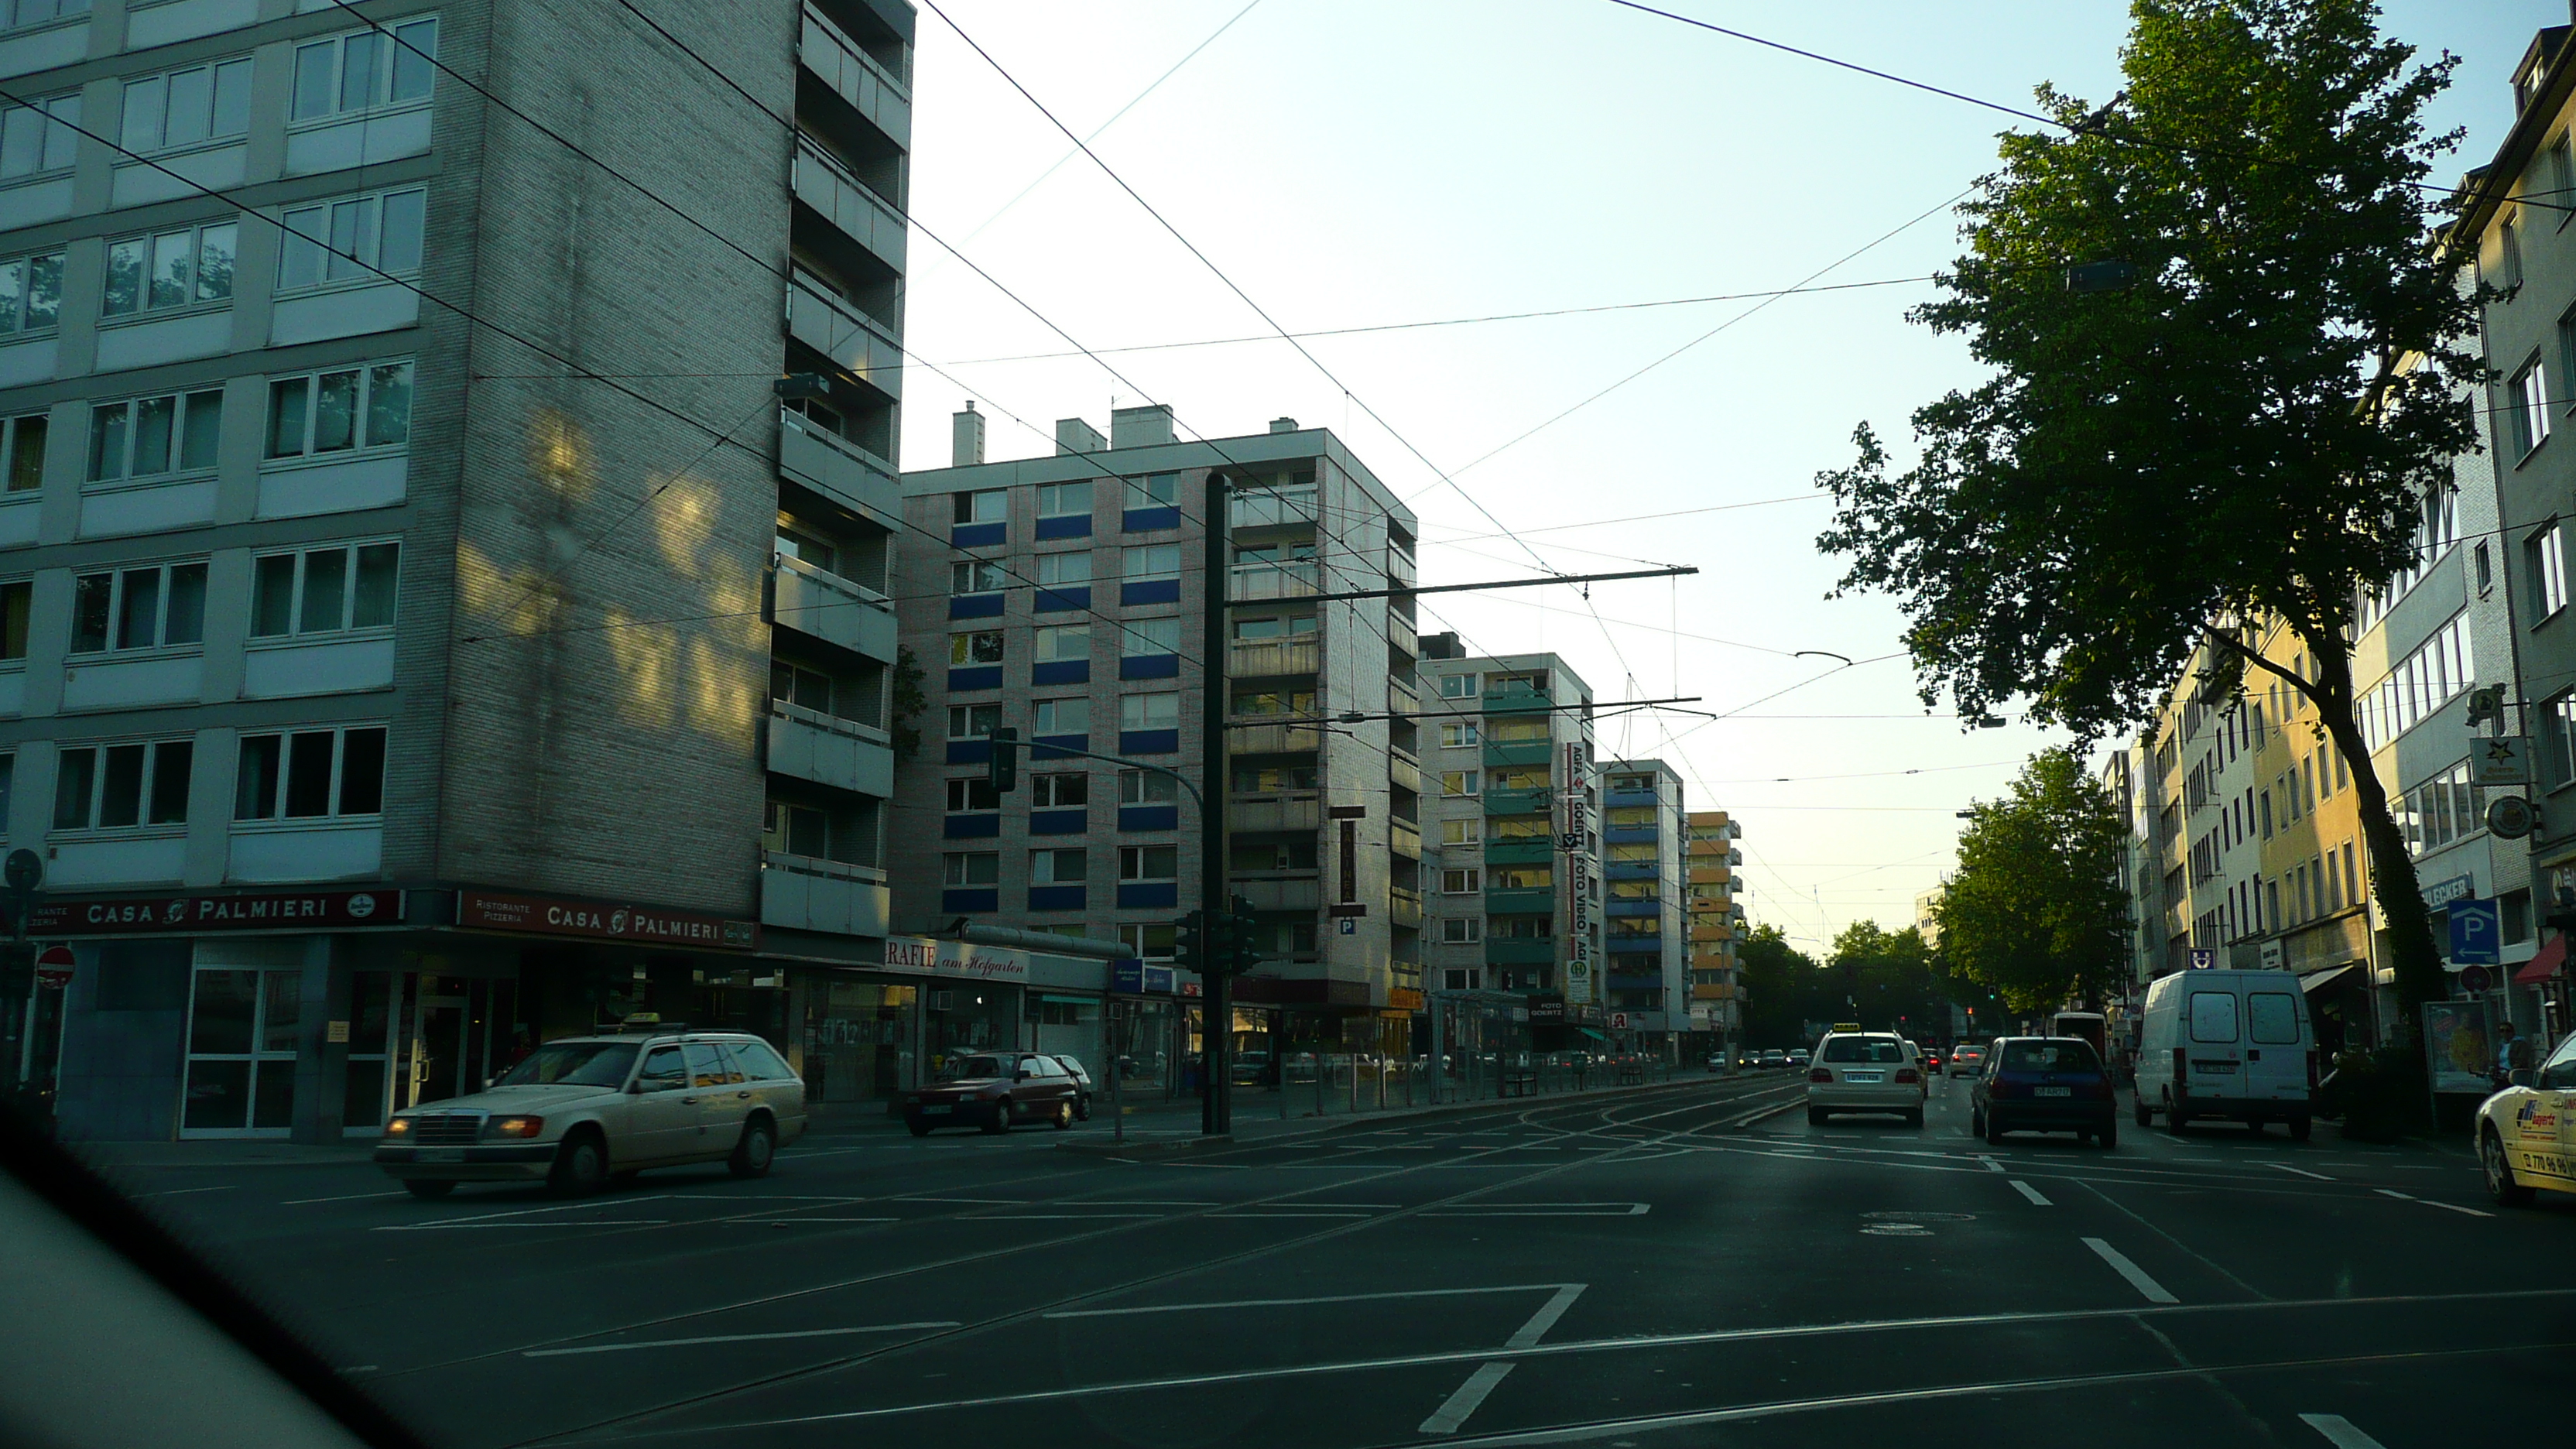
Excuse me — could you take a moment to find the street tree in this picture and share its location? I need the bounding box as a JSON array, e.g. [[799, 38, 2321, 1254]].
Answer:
[[1816, 0, 2481, 1020], [1738, 923, 1828, 1046], [1937, 750, 2132, 1013]]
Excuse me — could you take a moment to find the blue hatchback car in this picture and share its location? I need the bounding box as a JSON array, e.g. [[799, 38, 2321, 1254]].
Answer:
[[1971, 1036, 2118, 1148]]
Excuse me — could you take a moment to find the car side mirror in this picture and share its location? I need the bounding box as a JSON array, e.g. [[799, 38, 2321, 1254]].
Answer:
[[1016, 1069, 1033, 1081], [2509, 1067, 2537, 1088]]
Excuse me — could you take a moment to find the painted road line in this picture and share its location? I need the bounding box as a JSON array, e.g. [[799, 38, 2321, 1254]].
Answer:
[[375, 1194, 681, 1231], [1420, 1362, 1516, 1435], [2009, 1180, 2053, 1207], [523, 1321, 961, 1358], [2083, 1237, 2180, 1303], [1046, 1283, 1575, 1321], [283, 1190, 410, 1205], [133, 1185, 238, 1197], [1975, 1155, 2006, 1174], [732, 1217, 899, 1225], [1506, 1284, 1588, 1348], [2267, 1163, 2334, 1182], [2299, 1413, 2391, 1448], [2373, 1188, 2493, 1218]]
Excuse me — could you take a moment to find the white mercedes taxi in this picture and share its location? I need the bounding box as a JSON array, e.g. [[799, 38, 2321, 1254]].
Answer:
[[1806, 1026, 1926, 1128], [2478, 1029, 2576, 1208], [374, 1026, 807, 1198]]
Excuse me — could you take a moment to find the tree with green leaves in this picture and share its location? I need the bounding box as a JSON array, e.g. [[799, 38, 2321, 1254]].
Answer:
[[1937, 751, 2133, 1013], [1817, 0, 2482, 1022], [1738, 923, 1825, 1047]]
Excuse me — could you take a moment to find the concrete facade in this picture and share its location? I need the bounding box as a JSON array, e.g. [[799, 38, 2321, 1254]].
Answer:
[[1600, 757, 1683, 1047]]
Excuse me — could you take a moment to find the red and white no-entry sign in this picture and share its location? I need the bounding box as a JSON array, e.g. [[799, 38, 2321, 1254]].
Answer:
[[33, 944, 74, 989]]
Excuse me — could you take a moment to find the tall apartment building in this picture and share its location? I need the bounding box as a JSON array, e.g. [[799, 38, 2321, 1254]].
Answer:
[[892, 406, 1424, 1065], [1415, 644, 1601, 1040], [5, 2, 918, 1142], [1600, 758, 1682, 1050], [1684, 808, 1742, 1052]]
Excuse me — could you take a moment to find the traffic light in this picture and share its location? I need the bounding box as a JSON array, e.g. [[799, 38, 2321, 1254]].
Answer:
[[987, 727, 1019, 793], [1174, 909, 1208, 972], [1225, 896, 1267, 975]]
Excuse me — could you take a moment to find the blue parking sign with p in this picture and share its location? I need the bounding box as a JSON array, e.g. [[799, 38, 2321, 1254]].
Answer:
[[2448, 899, 2501, 966]]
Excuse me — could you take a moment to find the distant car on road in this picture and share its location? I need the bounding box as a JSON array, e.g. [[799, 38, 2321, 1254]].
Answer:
[[2476, 1029, 2576, 1208], [375, 1029, 805, 1198], [903, 1052, 1081, 1136], [1972, 1036, 2117, 1147], [1947, 1046, 1985, 1078], [1757, 1049, 1787, 1070], [1786, 1049, 1811, 1070], [1806, 1029, 1923, 1127]]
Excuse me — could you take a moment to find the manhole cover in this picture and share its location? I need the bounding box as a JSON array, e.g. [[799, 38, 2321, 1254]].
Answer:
[[1861, 1211, 1976, 1221]]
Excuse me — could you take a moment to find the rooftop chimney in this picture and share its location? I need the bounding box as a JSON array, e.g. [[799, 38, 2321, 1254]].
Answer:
[[1111, 403, 1175, 449], [951, 401, 985, 468], [1055, 416, 1106, 457], [1269, 416, 1299, 433]]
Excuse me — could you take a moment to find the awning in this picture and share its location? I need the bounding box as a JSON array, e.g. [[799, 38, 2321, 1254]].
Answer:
[[2513, 933, 2567, 986], [2300, 962, 2367, 995], [1577, 1027, 1607, 1041]]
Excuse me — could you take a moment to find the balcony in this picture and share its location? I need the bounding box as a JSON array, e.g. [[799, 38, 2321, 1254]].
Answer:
[[1605, 899, 1660, 917], [1231, 721, 1321, 753], [766, 704, 894, 797], [1388, 753, 1421, 795], [777, 407, 899, 523], [1482, 787, 1550, 816], [1231, 638, 1320, 678], [1482, 740, 1551, 769], [1233, 793, 1321, 833], [1483, 837, 1550, 866], [1485, 886, 1553, 914], [1230, 560, 1320, 601], [771, 555, 896, 664], [1687, 865, 1732, 886], [1691, 921, 1735, 944], [1603, 824, 1660, 845], [788, 272, 903, 400], [800, 4, 913, 146], [760, 852, 889, 937], [1389, 886, 1422, 929], [1485, 937, 1555, 967], [1605, 860, 1658, 880], [792, 137, 907, 274], [1604, 787, 1658, 809], [1391, 820, 1420, 860], [1690, 981, 1738, 1001], [1483, 681, 1551, 713], [1232, 877, 1322, 913]]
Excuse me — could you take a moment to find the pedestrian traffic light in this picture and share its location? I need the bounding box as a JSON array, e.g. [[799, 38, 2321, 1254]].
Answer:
[[987, 727, 1019, 793], [1173, 909, 1208, 972]]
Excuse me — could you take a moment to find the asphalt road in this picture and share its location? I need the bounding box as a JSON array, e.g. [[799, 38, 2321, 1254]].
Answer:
[[98, 1070, 2576, 1449]]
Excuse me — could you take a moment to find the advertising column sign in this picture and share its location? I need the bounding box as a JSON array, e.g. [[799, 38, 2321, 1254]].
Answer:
[[1560, 739, 1595, 1007]]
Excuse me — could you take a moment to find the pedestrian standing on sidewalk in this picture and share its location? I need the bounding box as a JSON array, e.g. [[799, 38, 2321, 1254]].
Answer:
[[2496, 1019, 2536, 1088]]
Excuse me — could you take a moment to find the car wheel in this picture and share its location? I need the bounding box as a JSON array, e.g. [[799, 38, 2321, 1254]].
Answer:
[[984, 1100, 1012, 1135], [1807, 1107, 1828, 1126], [1050, 1100, 1074, 1131], [906, 1118, 932, 1138], [2132, 1095, 2152, 1127], [2075, 1128, 2093, 1146], [402, 1179, 455, 1199], [2482, 1126, 2536, 1208], [2163, 1093, 2187, 1135], [1983, 1115, 2006, 1146], [1074, 1094, 1092, 1122], [2287, 1115, 2312, 1143], [547, 1131, 608, 1197], [1970, 1105, 1985, 1136], [2098, 1120, 2118, 1150], [728, 1116, 777, 1179], [1904, 1108, 1923, 1129]]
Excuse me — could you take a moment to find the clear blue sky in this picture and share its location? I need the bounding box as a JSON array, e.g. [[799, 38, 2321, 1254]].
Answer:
[[896, 1, 2561, 954]]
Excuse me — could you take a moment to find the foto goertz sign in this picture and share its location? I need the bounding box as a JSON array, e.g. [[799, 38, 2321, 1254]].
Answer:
[[1560, 738, 1595, 1006]]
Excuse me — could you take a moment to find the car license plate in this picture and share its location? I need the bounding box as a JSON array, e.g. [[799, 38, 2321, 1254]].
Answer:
[[2193, 1061, 2239, 1074], [418, 1148, 465, 1163], [2036, 1086, 2071, 1098], [1845, 1071, 1884, 1084], [922, 1105, 951, 1115]]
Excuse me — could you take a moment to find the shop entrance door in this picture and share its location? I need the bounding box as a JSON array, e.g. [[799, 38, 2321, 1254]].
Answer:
[[406, 976, 515, 1106]]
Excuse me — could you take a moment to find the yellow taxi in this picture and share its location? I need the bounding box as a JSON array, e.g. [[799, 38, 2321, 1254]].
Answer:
[[2478, 1029, 2576, 1207]]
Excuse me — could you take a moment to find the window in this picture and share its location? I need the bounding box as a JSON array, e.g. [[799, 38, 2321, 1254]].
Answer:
[[1030, 848, 1086, 884], [1118, 844, 1177, 882], [0, 578, 25, 659], [1491, 866, 1552, 889], [1488, 716, 1549, 742], [291, 18, 438, 122], [1118, 923, 1175, 960], [2501, 217, 2526, 289], [1122, 617, 1180, 656], [277, 188, 426, 291], [87, 390, 222, 484], [1440, 918, 1482, 944], [947, 704, 999, 738], [2476, 540, 2494, 594], [265, 361, 412, 458], [1035, 551, 1091, 586], [1035, 697, 1090, 734], [1032, 772, 1088, 807], [2, 412, 43, 492], [1125, 473, 1177, 508], [948, 631, 1003, 666], [763, 797, 832, 858], [2187, 992, 2240, 1044], [1121, 693, 1177, 729], [1439, 673, 1478, 699], [1123, 544, 1180, 582], [776, 521, 835, 574], [122, 60, 253, 153], [0, 91, 77, 179], [951, 489, 1005, 525], [2512, 358, 2551, 457], [2533, 525, 2567, 617], [103, 221, 237, 318], [1439, 818, 1477, 846], [1440, 868, 1481, 894], [1440, 769, 1480, 797], [2357, 611, 2477, 750], [1440, 721, 1480, 747], [0, 250, 63, 334], [1, 2, 89, 30], [1233, 762, 1317, 793], [2552, 135, 2576, 220], [1036, 482, 1088, 517], [1488, 816, 1547, 838], [949, 560, 1007, 594], [70, 561, 206, 653], [1035, 624, 1088, 663], [2343, 843, 2360, 907], [769, 660, 838, 714], [233, 726, 385, 820], [1233, 614, 1316, 639], [1231, 838, 1317, 871], [53, 739, 192, 831], [945, 777, 999, 812], [1231, 687, 1312, 718], [252, 543, 397, 637], [1118, 769, 1176, 804], [943, 852, 999, 886]]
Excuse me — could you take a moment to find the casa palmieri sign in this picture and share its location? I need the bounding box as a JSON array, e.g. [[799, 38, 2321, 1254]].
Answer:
[[34, 889, 402, 935], [457, 890, 759, 951]]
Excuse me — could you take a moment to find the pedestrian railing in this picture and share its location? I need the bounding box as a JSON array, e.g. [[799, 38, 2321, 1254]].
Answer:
[[1266, 1052, 1677, 1117]]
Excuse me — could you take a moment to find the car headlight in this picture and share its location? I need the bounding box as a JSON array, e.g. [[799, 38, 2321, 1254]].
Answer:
[[384, 1117, 413, 1136], [485, 1116, 546, 1139]]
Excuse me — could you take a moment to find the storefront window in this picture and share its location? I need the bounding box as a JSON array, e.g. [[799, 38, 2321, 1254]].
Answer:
[[183, 966, 300, 1136], [923, 981, 1018, 1072], [795, 978, 916, 1104]]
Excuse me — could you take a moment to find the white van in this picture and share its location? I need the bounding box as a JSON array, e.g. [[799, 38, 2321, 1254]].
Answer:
[[2133, 969, 2316, 1139]]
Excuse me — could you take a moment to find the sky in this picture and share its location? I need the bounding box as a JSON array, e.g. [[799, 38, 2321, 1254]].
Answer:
[[890, 0, 2561, 957]]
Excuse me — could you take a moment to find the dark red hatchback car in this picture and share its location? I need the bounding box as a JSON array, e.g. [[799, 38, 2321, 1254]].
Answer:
[[1971, 1036, 2118, 1148], [903, 1052, 1081, 1136]]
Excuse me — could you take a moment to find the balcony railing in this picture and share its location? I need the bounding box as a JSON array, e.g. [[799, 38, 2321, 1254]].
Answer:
[[1232, 877, 1321, 912], [772, 554, 896, 663], [1230, 638, 1320, 677], [767, 704, 894, 797], [1231, 721, 1322, 753], [788, 271, 903, 399], [760, 850, 889, 937], [1232, 793, 1321, 833], [1230, 560, 1320, 600], [799, 3, 912, 144], [778, 406, 898, 522], [1389, 886, 1422, 928], [793, 137, 907, 272], [1391, 820, 1421, 860]]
